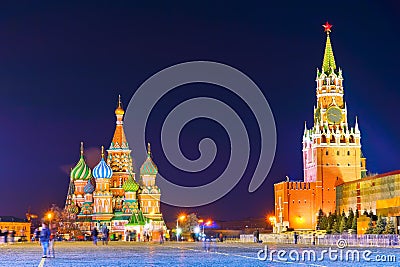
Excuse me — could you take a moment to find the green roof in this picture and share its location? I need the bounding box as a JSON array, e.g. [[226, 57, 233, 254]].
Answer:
[[322, 34, 336, 73], [126, 210, 149, 226]]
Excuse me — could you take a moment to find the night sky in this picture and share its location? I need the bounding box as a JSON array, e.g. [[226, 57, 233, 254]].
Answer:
[[1, 1, 399, 222]]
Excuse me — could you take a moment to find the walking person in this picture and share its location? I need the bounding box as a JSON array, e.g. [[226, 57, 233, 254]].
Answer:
[[3, 228, 8, 244], [39, 223, 51, 258], [101, 224, 108, 245], [10, 230, 15, 244], [48, 225, 56, 258], [91, 227, 98, 245], [159, 229, 164, 244]]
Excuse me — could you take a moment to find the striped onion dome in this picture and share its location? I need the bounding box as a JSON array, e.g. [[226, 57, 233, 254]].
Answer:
[[123, 173, 139, 192], [140, 143, 158, 175], [70, 142, 92, 180], [84, 181, 95, 194], [93, 146, 113, 179]]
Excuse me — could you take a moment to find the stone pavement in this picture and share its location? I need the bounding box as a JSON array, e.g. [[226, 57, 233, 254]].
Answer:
[[0, 241, 399, 266]]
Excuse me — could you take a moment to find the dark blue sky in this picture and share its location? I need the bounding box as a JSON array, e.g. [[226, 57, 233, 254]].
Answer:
[[1, 1, 399, 221]]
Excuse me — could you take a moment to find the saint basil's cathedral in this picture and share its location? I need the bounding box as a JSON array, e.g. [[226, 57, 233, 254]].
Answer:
[[64, 96, 165, 238]]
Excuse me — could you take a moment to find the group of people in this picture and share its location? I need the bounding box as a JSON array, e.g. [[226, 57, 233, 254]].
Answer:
[[0, 228, 16, 244], [91, 224, 109, 245], [37, 223, 56, 258]]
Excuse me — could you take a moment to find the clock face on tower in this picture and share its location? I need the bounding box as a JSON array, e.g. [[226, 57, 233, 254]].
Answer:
[[327, 106, 343, 124]]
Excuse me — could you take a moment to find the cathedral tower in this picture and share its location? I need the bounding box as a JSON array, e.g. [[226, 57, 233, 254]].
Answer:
[[138, 143, 162, 221], [107, 95, 134, 210]]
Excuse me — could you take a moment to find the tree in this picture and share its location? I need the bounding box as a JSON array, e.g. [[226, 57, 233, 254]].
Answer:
[[355, 209, 359, 219], [333, 213, 341, 234], [339, 215, 348, 233], [351, 213, 357, 233], [363, 209, 368, 216], [383, 218, 395, 234], [373, 215, 386, 234], [316, 208, 324, 230], [347, 208, 354, 230], [181, 213, 199, 234], [365, 218, 374, 234]]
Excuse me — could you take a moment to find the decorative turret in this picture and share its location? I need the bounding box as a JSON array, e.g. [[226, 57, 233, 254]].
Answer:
[[84, 180, 95, 194], [93, 146, 113, 179], [140, 143, 158, 176], [71, 142, 92, 181], [107, 96, 134, 199], [109, 95, 129, 151], [123, 173, 139, 192], [122, 172, 139, 214]]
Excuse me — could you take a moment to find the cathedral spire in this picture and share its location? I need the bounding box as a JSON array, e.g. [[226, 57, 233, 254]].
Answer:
[[322, 22, 336, 73], [110, 95, 129, 149]]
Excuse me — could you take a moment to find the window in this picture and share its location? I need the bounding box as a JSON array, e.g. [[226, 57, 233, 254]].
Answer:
[[326, 150, 329, 155], [347, 151, 350, 156], [337, 151, 340, 156]]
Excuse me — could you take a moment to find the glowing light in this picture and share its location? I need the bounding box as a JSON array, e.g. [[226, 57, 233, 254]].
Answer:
[[176, 228, 182, 235], [46, 212, 53, 221], [194, 226, 200, 234]]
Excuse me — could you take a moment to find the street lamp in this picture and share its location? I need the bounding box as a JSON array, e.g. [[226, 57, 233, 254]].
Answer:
[[176, 214, 186, 241], [268, 216, 276, 233]]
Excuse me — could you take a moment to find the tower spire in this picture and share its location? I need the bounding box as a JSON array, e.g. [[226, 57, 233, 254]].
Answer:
[[80, 142, 84, 156], [322, 22, 336, 73], [101, 146, 105, 159], [147, 142, 151, 157]]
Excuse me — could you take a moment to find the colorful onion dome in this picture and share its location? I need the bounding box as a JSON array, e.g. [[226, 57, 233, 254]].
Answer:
[[93, 146, 113, 179], [68, 202, 79, 214], [70, 142, 92, 180], [84, 181, 95, 194], [123, 173, 139, 192], [140, 143, 158, 175], [115, 95, 125, 115]]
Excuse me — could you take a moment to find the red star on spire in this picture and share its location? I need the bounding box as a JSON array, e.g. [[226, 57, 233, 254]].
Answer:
[[323, 21, 332, 33]]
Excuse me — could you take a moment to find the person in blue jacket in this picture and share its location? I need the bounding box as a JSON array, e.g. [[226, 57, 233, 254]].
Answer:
[[39, 223, 51, 258]]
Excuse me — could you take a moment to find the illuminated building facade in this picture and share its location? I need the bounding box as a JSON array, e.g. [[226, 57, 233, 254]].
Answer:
[[65, 96, 165, 238], [274, 23, 367, 230], [337, 170, 400, 233]]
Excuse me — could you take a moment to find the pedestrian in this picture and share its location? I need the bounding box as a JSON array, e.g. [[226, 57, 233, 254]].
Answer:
[[10, 230, 15, 244], [48, 225, 56, 258], [39, 223, 51, 258], [101, 225, 108, 245], [34, 228, 40, 243], [3, 228, 8, 244], [91, 227, 98, 245], [159, 229, 164, 244]]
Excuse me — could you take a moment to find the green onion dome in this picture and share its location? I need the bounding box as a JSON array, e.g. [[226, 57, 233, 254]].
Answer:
[[70, 142, 92, 180], [140, 143, 158, 175], [123, 173, 139, 192]]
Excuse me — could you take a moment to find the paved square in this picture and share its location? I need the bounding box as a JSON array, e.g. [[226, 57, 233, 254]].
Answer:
[[1, 242, 399, 266]]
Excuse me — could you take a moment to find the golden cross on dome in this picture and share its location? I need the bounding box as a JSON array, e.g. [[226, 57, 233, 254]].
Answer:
[[323, 21, 332, 33], [101, 146, 105, 158]]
